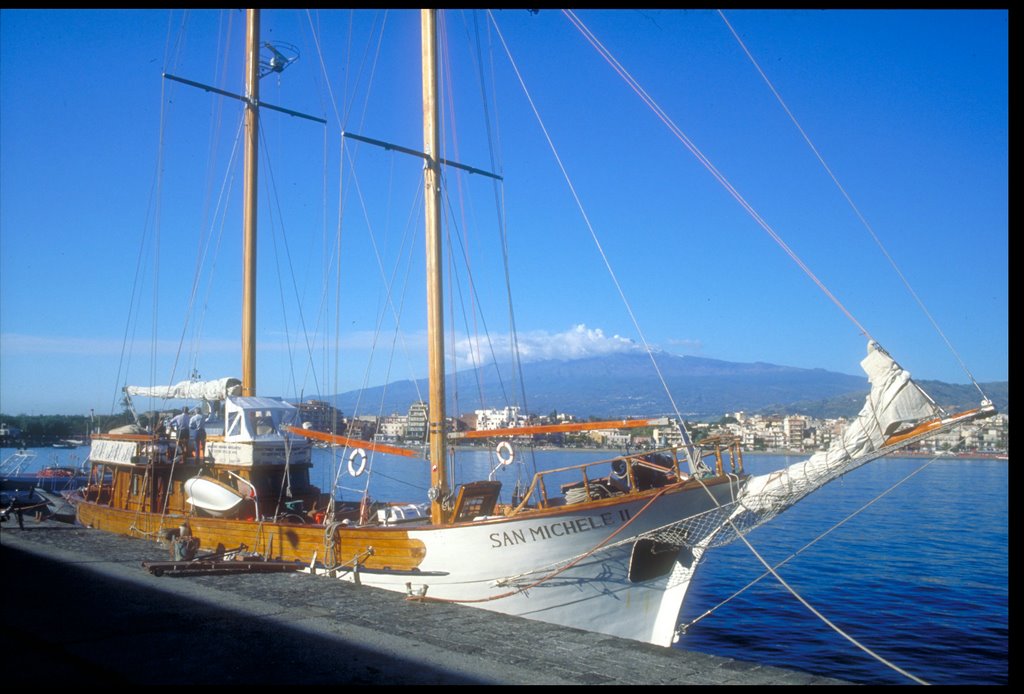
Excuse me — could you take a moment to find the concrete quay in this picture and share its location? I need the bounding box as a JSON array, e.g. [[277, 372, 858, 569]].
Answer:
[[1, 518, 848, 685]]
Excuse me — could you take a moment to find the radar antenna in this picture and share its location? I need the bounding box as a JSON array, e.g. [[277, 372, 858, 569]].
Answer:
[[259, 41, 299, 79]]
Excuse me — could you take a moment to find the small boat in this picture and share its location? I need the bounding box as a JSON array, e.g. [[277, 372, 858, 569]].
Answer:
[[0, 449, 89, 494], [0, 477, 75, 526], [183, 476, 250, 517]]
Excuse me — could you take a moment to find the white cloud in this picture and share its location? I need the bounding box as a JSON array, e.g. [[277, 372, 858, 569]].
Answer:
[[453, 324, 641, 367]]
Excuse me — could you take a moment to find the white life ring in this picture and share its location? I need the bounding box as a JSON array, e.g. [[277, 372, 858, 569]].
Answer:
[[348, 448, 367, 477], [495, 440, 515, 467]]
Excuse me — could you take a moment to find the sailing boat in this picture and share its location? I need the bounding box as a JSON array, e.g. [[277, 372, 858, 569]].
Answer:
[[71, 8, 996, 649]]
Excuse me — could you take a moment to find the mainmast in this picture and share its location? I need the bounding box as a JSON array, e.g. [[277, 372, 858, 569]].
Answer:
[[241, 8, 260, 397], [422, 9, 449, 525]]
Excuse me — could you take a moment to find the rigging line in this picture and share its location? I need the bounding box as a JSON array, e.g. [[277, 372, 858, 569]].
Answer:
[[439, 177, 514, 409], [122, 10, 198, 419], [188, 14, 236, 377], [327, 145, 420, 503], [716, 10, 986, 400], [306, 14, 359, 416], [562, 10, 872, 343], [115, 16, 179, 418], [192, 118, 244, 382], [258, 123, 320, 399], [340, 143, 427, 408], [436, 16, 507, 419], [721, 513, 928, 685], [157, 12, 241, 396], [293, 115, 332, 400], [679, 455, 941, 634], [466, 10, 528, 425], [253, 80, 335, 403], [439, 13, 525, 430], [322, 114, 333, 405], [302, 9, 343, 131], [437, 15, 485, 415], [327, 141, 347, 512], [323, 187, 411, 505], [488, 11, 700, 471], [470, 13, 534, 463], [306, 9, 388, 137], [681, 383, 963, 685], [165, 97, 233, 395]]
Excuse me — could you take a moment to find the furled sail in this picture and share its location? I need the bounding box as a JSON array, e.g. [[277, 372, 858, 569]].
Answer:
[[639, 341, 991, 551], [731, 341, 939, 519], [124, 377, 242, 402]]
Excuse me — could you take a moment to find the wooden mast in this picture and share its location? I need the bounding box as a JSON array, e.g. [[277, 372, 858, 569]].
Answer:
[[241, 8, 260, 396], [422, 9, 449, 525]]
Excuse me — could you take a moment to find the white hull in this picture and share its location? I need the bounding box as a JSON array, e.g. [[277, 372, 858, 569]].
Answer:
[[326, 477, 743, 646]]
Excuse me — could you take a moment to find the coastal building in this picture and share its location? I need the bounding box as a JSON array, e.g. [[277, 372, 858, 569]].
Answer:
[[652, 421, 684, 448], [346, 415, 378, 441], [474, 406, 526, 431], [407, 401, 429, 443], [295, 399, 344, 434], [588, 429, 632, 448], [377, 414, 407, 440], [783, 415, 811, 450]]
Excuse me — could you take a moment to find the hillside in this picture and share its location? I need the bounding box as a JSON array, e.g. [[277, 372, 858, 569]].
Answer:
[[328, 352, 1008, 420]]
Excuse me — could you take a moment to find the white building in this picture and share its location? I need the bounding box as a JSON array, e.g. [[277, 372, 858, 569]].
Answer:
[[474, 406, 526, 431], [652, 421, 685, 448], [377, 414, 407, 440]]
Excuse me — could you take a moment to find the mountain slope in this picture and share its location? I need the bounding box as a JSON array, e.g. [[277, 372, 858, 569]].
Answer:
[[327, 352, 1008, 420]]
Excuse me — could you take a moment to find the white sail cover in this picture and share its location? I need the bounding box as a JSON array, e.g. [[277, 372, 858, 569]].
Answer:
[[124, 377, 242, 402], [733, 340, 938, 517], [636, 341, 945, 551]]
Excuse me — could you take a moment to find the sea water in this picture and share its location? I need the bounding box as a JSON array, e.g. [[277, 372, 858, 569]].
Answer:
[[672, 454, 1008, 686], [11, 445, 1006, 685]]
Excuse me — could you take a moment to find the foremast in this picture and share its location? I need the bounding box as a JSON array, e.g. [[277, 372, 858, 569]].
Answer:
[[422, 9, 449, 525], [241, 8, 260, 397]]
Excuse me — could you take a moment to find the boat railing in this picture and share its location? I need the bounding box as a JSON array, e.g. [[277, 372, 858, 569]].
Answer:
[[508, 447, 680, 512], [694, 436, 745, 477], [1, 449, 38, 478], [507, 440, 746, 514]]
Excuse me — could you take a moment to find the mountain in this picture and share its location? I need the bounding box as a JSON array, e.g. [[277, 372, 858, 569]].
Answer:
[[326, 351, 1005, 420]]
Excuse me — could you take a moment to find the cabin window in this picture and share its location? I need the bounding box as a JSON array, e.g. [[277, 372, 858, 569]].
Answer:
[[130, 473, 141, 497], [249, 410, 277, 437], [225, 409, 242, 437]]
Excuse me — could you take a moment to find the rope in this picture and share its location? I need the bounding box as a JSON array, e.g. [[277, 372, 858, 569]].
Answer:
[[560, 9, 871, 343], [487, 11, 700, 471], [678, 456, 947, 682], [715, 10, 987, 401], [722, 512, 929, 685]]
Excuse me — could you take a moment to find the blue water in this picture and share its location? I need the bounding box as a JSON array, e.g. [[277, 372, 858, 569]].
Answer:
[[673, 455, 1008, 686], [9, 445, 1006, 685]]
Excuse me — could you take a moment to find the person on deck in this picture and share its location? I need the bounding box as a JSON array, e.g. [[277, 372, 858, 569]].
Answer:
[[189, 408, 207, 462], [169, 407, 190, 463]]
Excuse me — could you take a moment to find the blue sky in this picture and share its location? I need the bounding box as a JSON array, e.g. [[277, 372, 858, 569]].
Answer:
[[0, 9, 1008, 416]]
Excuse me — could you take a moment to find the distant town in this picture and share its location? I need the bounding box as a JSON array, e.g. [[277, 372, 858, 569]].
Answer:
[[1, 399, 1009, 456], [292, 399, 1010, 457]]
